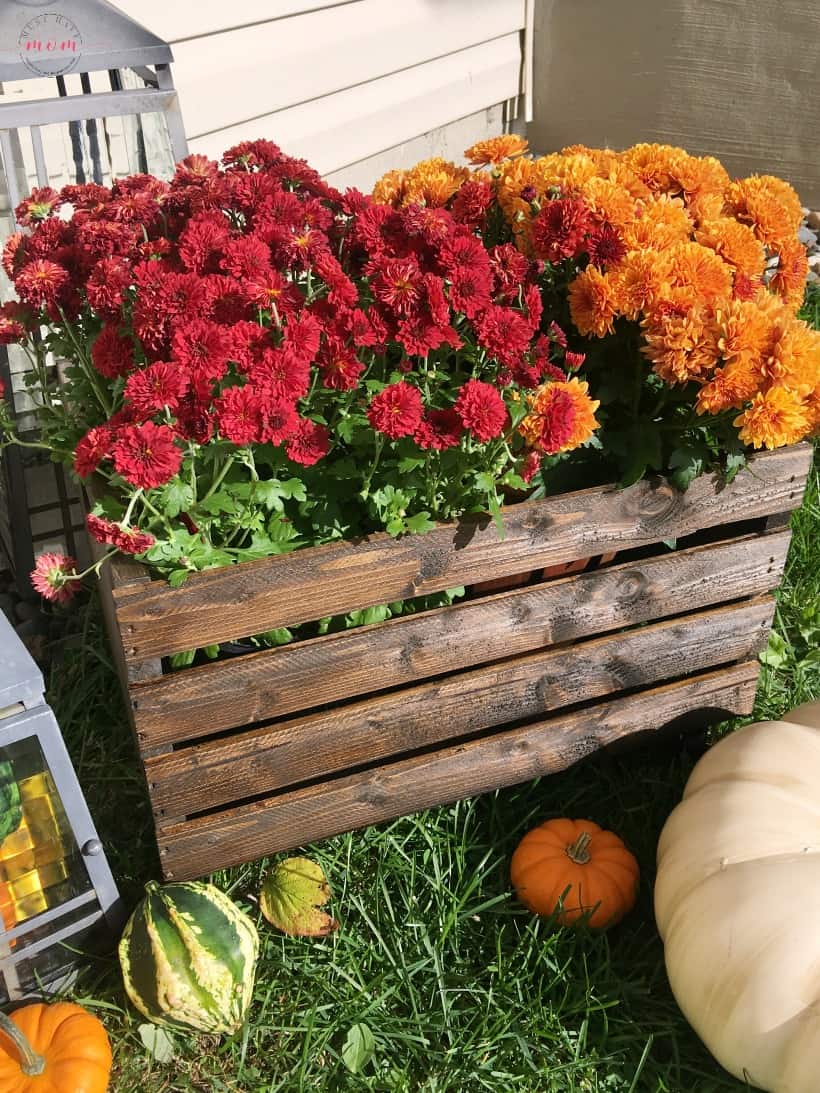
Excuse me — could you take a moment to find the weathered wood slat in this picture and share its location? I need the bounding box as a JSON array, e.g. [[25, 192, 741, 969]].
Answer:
[[147, 597, 774, 820], [157, 662, 761, 879], [132, 530, 791, 747], [114, 445, 811, 663]]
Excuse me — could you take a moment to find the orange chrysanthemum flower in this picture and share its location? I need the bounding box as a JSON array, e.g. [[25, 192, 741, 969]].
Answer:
[[641, 306, 721, 386], [768, 317, 820, 393], [733, 386, 811, 449], [666, 241, 734, 304], [495, 156, 538, 223], [768, 237, 809, 312], [568, 266, 619, 337], [372, 169, 407, 207], [624, 195, 692, 251], [725, 174, 803, 249], [695, 218, 766, 281], [464, 134, 529, 165], [534, 152, 599, 194], [519, 378, 601, 454], [619, 143, 686, 193], [400, 158, 471, 207], [696, 358, 763, 414], [612, 249, 672, 321], [714, 298, 773, 370], [578, 177, 638, 232], [668, 152, 730, 222], [802, 384, 820, 432]]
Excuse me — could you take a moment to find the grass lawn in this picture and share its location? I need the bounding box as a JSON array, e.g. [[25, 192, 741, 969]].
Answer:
[[42, 282, 820, 1091]]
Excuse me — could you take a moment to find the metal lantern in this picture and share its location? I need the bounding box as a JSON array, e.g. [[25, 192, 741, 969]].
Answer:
[[0, 0, 188, 586], [0, 608, 121, 1001]]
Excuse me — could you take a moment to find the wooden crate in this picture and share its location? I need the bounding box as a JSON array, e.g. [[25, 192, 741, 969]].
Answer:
[[96, 444, 812, 880]]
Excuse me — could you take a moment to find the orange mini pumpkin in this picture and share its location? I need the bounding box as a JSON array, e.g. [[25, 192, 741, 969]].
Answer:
[[0, 1002, 112, 1093], [510, 818, 639, 928]]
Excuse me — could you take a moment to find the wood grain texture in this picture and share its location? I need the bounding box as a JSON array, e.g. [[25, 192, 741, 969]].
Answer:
[[147, 597, 774, 821], [131, 529, 791, 747], [157, 662, 761, 879], [114, 445, 811, 664]]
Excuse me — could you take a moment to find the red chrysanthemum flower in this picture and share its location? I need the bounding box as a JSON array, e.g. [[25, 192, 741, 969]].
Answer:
[[453, 379, 508, 442], [85, 257, 132, 318], [91, 324, 136, 379], [586, 223, 627, 268], [439, 233, 493, 279], [451, 179, 494, 228], [396, 312, 461, 357], [223, 139, 283, 169], [475, 305, 535, 368], [15, 187, 61, 226], [220, 235, 272, 282], [250, 346, 311, 401], [286, 418, 330, 465], [171, 319, 234, 398], [15, 259, 70, 309], [214, 384, 263, 446], [86, 513, 155, 555], [284, 311, 322, 366], [367, 381, 424, 439], [3, 233, 27, 279], [74, 425, 113, 478], [530, 198, 592, 263], [520, 450, 542, 484], [371, 257, 424, 317], [0, 302, 26, 345], [314, 251, 358, 308], [175, 394, 214, 444], [178, 212, 232, 274], [318, 339, 364, 390], [548, 321, 568, 348], [111, 422, 183, 489], [112, 525, 156, 555], [565, 350, 586, 371], [414, 408, 463, 450], [489, 243, 530, 298], [257, 398, 300, 445], [124, 362, 189, 418], [449, 265, 493, 318], [30, 551, 79, 604]]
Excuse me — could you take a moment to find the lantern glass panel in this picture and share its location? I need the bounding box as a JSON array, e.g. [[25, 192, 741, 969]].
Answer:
[[0, 735, 92, 932]]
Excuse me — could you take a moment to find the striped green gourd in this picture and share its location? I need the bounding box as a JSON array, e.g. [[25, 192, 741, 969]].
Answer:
[[119, 880, 259, 1034], [0, 756, 22, 844]]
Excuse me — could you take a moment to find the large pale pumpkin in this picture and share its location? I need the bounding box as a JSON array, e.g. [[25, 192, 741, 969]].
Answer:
[[655, 700, 820, 1093]]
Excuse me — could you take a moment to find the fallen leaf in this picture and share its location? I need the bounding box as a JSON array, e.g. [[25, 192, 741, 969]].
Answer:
[[138, 1023, 175, 1063], [260, 856, 340, 936], [342, 1022, 376, 1074]]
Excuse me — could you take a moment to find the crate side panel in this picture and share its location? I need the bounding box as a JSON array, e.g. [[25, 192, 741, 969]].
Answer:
[[147, 597, 774, 820], [132, 529, 792, 746], [157, 662, 761, 879], [114, 445, 812, 663]]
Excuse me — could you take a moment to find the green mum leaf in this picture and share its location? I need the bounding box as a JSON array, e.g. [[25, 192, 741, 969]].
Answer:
[[260, 857, 340, 937]]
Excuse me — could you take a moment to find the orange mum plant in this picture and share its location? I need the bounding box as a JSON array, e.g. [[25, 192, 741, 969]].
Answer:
[[374, 138, 818, 489]]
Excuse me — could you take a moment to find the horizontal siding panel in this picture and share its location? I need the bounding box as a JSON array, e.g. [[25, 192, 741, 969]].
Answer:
[[189, 35, 522, 174], [111, 1, 361, 43], [172, 0, 525, 139]]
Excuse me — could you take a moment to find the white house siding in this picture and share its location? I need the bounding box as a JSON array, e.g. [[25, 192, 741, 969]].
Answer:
[[111, 0, 527, 183]]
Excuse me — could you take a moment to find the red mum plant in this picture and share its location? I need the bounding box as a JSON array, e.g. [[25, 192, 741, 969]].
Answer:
[[0, 139, 602, 611]]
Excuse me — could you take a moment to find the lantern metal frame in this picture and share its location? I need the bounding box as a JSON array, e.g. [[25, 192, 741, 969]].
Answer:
[[0, 0, 188, 585]]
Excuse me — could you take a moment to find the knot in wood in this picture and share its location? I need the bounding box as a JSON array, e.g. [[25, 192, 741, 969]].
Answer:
[[631, 481, 679, 527], [615, 569, 647, 603]]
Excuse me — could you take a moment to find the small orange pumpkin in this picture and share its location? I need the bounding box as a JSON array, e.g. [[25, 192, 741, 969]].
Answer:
[[510, 818, 639, 928], [0, 1002, 112, 1093]]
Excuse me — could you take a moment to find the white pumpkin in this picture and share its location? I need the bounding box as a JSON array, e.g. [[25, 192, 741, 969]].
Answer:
[[655, 700, 820, 1093]]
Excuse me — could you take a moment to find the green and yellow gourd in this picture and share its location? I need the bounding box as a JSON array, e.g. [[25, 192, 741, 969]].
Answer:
[[0, 755, 22, 844], [119, 880, 259, 1035]]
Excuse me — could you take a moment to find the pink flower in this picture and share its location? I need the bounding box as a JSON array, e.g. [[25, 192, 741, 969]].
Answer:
[[30, 552, 79, 604]]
